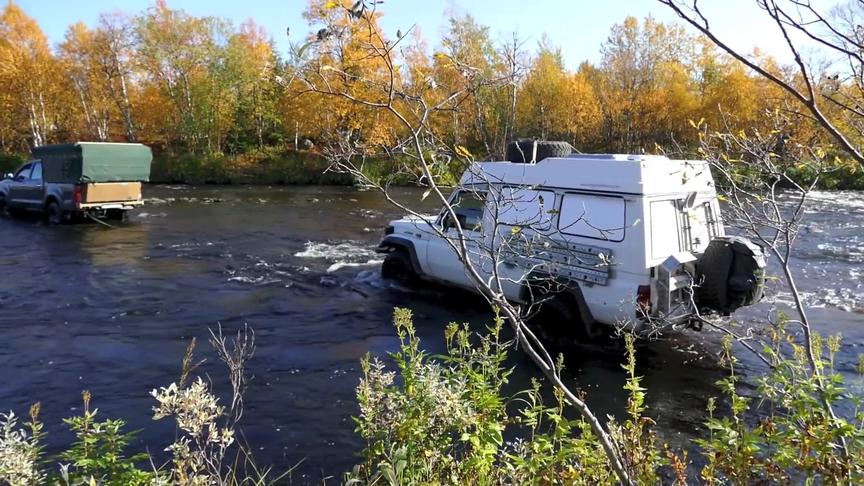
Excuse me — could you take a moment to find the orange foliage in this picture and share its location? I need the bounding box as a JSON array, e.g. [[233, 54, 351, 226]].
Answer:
[[0, 1, 842, 161]]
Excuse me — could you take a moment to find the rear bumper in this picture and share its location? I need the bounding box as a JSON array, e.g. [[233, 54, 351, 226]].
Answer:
[[77, 200, 143, 210]]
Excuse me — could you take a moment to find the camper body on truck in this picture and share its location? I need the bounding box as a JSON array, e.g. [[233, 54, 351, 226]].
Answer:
[[0, 142, 152, 224], [377, 142, 766, 338]]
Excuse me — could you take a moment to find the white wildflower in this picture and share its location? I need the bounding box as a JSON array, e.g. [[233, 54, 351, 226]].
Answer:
[[0, 412, 43, 486]]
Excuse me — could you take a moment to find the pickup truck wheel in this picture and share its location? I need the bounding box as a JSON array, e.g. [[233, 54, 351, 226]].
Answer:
[[46, 201, 63, 225], [381, 250, 418, 286]]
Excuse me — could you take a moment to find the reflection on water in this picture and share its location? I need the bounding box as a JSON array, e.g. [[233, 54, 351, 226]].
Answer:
[[70, 222, 151, 268], [0, 185, 861, 481]]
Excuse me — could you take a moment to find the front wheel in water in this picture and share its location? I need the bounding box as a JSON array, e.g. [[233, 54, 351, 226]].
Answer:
[[46, 201, 63, 225], [381, 251, 418, 286]]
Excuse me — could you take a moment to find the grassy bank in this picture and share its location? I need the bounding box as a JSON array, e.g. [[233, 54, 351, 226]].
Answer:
[[149, 149, 355, 185], [149, 149, 436, 186]]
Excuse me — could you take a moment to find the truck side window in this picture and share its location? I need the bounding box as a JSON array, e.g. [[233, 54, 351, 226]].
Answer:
[[15, 164, 32, 180], [442, 191, 486, 232], [498, 187, 557, 231], [29, 162, 42, 182]]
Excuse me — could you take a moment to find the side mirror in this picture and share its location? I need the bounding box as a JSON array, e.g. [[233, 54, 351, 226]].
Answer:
[[3, 173, 11, 180]]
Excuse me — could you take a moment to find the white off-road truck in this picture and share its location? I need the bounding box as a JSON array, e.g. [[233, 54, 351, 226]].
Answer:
[[377, 141, 766, 337]]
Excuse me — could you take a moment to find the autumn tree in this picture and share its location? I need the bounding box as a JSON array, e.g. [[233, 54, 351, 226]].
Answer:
[[659, 0, 864, 168], [135, 1, 233, 153], [517, 40, 601, 148], [60, 22, 112, 141], [432, 13, 507, 157], [0, 2, 63, 148], [223, 20, 282, 151], [93, 12, 138, 142], [286, 0, 397, 152], [592, 16, 699, 152]]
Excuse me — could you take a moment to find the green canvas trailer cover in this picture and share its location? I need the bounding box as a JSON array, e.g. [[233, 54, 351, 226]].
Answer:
[[33, 142, 152, 183]]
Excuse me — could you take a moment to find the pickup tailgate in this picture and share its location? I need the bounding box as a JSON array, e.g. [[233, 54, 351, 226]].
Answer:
[[82, 182, 142, 203]]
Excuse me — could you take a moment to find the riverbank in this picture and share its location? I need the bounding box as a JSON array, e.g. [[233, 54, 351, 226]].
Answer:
[[0, 149, 418, 186], [150, 149, 351, 185], [3, 149, 864, 189]]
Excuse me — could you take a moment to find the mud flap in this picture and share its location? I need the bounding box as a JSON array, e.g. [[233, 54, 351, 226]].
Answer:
[[695, 236, 766, 315]]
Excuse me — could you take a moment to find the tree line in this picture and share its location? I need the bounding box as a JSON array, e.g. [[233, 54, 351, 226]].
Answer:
[[0, 0, 859, 186]]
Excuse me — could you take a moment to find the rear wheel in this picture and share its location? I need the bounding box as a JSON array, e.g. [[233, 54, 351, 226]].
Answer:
[[528, 293, 597, 346], [46, 201, 63, 225], [381, 250, 418, 286]]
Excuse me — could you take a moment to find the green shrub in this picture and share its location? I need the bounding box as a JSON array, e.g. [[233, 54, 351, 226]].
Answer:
[[55, 391, 152, 485], [698, 330, 864, 484], [349, 309, 864, 485], [0, 153, 26, 176], [346, 308, 660, 485]]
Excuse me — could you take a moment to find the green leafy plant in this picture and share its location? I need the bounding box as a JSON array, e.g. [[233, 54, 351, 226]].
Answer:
[[348, 308, 661, 485], [698, 330, 864, 484], [55, 391, 152, 486]]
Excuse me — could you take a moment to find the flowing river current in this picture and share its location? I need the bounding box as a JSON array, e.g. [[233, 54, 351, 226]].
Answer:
[[0, 185, 862, 482]]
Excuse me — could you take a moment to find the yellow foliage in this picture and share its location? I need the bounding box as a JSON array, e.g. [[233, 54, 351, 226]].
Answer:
[[0, 0, 858, 173]]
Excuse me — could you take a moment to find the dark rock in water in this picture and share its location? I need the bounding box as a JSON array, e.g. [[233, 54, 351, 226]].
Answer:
[[319, 276, 339, 287]]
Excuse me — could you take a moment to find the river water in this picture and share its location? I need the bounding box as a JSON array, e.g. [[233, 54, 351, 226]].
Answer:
[[0, 185, 861, 482]]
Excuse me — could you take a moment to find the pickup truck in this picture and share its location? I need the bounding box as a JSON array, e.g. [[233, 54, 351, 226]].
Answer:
[[0, 142, 151, 224]]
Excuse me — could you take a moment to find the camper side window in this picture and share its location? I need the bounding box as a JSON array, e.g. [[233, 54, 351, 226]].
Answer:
[[558, 193, 625, 241]]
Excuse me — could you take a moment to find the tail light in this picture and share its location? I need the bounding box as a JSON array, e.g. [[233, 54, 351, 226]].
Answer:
[[636, 285, 651, 317], [72, 185, 83, 206]]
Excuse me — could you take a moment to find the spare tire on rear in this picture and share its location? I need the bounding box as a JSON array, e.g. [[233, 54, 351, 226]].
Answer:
[[695, 236, 766, 315], [506, 140, 573, 163]]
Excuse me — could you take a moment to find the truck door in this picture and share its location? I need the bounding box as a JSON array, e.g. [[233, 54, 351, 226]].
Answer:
[[22, 161, 44, 208], [7, 163, 32, 207], [425, 189, 488, 289]]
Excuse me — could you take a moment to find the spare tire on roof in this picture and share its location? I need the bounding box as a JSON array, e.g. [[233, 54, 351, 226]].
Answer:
[[506, 140, 573, 163]]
